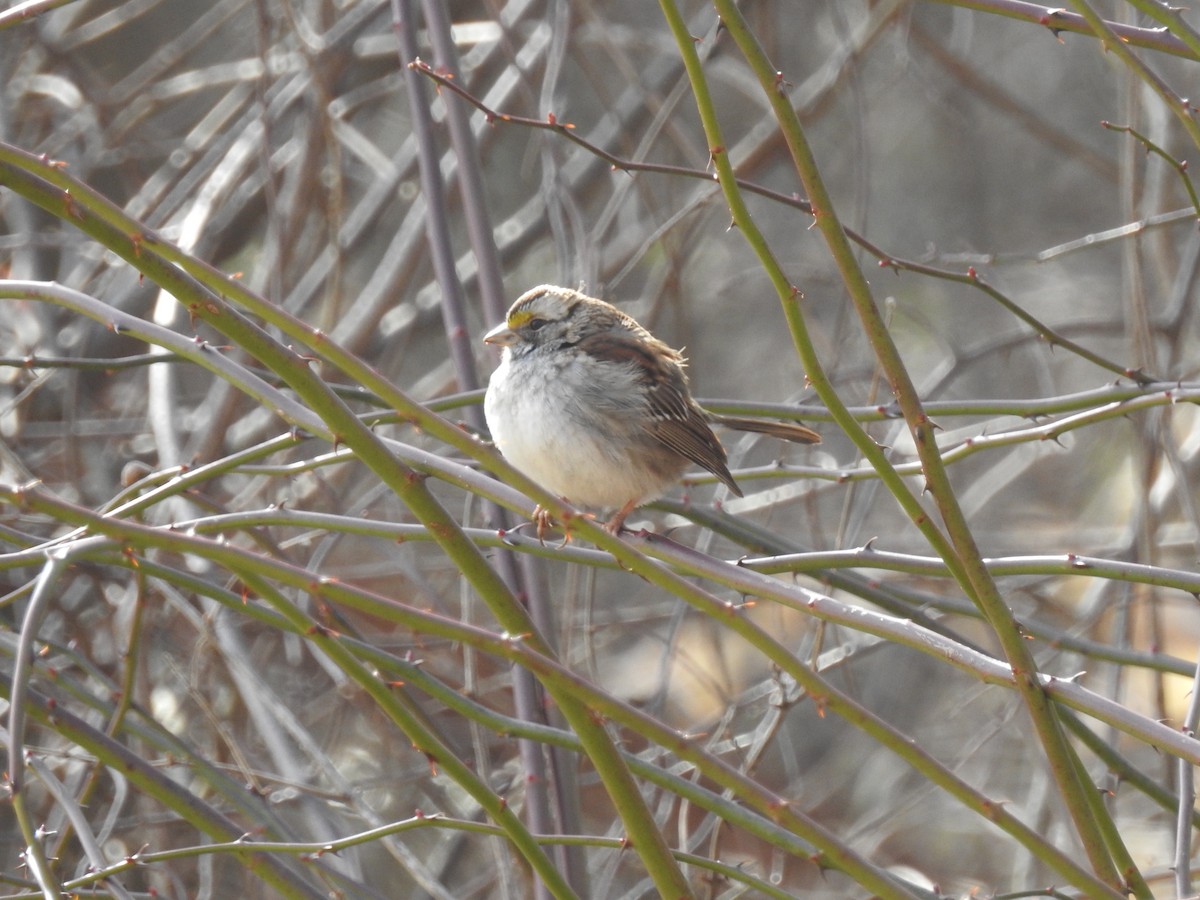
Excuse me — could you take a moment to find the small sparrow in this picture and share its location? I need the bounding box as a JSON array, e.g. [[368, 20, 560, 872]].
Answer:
[[483, 285, 819, 533]]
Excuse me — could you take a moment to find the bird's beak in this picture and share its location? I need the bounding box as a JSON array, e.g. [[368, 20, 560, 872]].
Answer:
[[483, 322, 518, 347]]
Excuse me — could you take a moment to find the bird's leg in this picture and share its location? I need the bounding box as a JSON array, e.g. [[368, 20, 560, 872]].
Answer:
[[603, 499, 638, 535]]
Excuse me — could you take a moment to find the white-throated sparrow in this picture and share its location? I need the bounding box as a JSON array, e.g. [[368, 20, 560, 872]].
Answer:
[[483, 285, 820, 533]]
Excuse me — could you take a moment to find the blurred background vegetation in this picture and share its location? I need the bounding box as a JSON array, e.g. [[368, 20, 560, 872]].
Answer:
[[3, 0, 1200, 897]]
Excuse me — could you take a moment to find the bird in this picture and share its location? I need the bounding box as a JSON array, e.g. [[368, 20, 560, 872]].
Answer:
[[482, 285, 820, 534]]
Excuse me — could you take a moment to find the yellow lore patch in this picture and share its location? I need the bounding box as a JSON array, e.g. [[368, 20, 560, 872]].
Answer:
[[507, 307, 536, 329]]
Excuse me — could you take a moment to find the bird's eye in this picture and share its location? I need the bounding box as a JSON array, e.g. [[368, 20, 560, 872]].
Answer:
[[527, 317, 548, 331]]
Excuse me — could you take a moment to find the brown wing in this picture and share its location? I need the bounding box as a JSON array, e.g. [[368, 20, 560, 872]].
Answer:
[[578, 329, 743, 497]]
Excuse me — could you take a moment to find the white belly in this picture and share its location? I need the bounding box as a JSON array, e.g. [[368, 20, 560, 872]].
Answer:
[[484, 354, 679, 510]]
